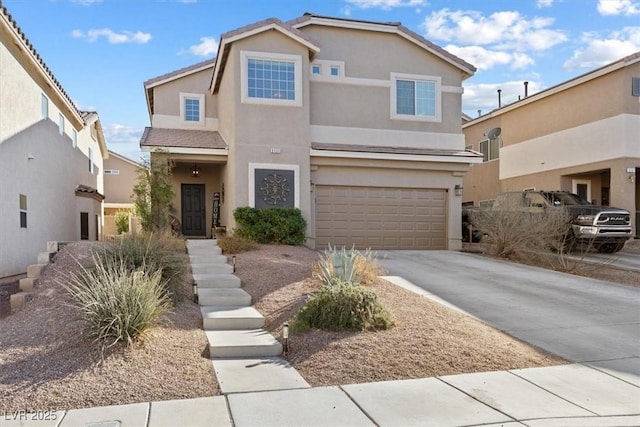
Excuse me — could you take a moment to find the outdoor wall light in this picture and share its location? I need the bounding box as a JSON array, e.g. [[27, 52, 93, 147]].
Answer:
[[283, 322, 289, 354], [455, 184, 463, 197], [232, 255, 236, 273], [192, 164, 200, 177], [192, 281, 199, 304]]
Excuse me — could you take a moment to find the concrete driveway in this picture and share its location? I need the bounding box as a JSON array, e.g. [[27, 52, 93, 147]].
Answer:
[[572, 250, 640, 272], [378, 250, 640, 371]]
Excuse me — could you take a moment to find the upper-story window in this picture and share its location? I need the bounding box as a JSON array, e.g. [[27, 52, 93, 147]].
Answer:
[[479, 138, 500, 162], [180, 93, 205, 124], [72, 129, 77, 148], [88, 147, 94, 174], [58, 113, 65, 135], [391, 73, 441, 122], [41, 94, 48, 119], [310, 60, 344, 78], [241, 51, 302, 107]]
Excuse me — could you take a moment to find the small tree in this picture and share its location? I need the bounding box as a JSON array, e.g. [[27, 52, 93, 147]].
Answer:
[[133, 153, 174, 233], [114, 211, 130, 234]]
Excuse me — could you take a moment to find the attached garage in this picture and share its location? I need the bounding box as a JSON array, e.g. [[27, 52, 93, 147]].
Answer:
[[315, 185, 447, 249]]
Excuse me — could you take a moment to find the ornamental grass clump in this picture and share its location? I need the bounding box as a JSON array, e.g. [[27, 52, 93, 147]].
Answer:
[[97, 233, 187, 301], [63, 255, 171, 349], [293, 245, 393, 332]]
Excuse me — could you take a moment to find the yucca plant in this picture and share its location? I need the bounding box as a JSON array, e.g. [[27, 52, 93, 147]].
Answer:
[[63, 255, 171, 349], [315, 244, 381, 286]]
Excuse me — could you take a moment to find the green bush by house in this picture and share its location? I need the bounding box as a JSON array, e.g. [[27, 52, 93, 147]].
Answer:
[[233, 207, 306, 245]]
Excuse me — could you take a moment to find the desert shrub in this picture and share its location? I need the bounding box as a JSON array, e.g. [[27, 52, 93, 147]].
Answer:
[[470, 208, 573, 259], [292, 280, 393, 332], [96, 233, 188, 301], [314, 245, 384, 286], [234, 207, 306, 245], [63, 255, 171, 348], [217, 234, 257, 254], [114, 211, 130, 234]]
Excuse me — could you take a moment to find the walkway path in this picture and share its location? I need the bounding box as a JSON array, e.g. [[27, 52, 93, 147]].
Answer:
[[186, 239, 309, 394]]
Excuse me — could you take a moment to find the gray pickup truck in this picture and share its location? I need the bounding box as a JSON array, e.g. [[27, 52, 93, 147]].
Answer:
[[462, 190, 632, 253]]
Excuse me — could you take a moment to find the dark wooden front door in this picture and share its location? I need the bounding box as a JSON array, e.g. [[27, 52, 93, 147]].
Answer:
[[182, 184, 206, 236]]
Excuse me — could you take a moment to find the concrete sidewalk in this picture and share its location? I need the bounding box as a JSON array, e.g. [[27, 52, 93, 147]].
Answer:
[[3, 361, 638, 426]]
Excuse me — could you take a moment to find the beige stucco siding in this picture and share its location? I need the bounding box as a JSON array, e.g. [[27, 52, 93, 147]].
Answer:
[[302, 25, 464, 135], [103, 154, 143, 205]]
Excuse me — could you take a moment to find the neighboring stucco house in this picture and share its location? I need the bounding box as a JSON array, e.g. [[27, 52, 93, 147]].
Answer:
[[141, 13, 481, 250], [462, 52, 640, 237], [0, 4, 108, 279], [103, 150, 145, 236]]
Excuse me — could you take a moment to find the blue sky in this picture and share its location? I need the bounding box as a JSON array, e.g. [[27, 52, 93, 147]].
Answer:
[[4, 0, 640, 161]]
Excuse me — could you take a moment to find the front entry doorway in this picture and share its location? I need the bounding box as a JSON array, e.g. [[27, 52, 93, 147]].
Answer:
[[182, 184, 206, 236]]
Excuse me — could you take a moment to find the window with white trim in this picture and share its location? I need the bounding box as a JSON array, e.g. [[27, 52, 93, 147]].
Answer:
[[310, 60, 345, 78], [72, 129, 77, 148], [58, 113, 65, 135], [391, 73, 441, 122], [88, 147, 94, 174], [179, 93, 205, 124], [41, 94, 48, 119], [479, 137, 500, 162], [241, 51, 302, 106]]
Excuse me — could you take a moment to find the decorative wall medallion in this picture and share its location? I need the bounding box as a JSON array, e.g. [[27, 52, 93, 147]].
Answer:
[[254, 169, 295, 208], [260, 172, 290, 205]]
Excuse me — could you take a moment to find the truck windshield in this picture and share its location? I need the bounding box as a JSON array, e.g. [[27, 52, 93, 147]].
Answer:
[[542, 192, 591, 206]]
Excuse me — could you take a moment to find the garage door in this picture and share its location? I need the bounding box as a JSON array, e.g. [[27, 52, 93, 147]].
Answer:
[[315, 186, 447, 249]]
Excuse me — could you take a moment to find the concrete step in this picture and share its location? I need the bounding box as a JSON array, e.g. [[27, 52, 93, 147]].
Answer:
[[212, 357, 311, 394], [205, 329, 283, 358], [37, 251, 56, 264], [10, 292, 32, 311], [188, 254, 228, 264], [193, 274, 240, 288], [198, 288, 251, 306], [191, 264, 234, 275], [201, 306, 265, 330], [26, 264, 47, 279], [19, 278, 36, 291]]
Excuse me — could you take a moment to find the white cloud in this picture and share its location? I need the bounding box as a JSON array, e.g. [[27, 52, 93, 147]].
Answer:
[[103, 124, 144, 145], [71, 28, 152, 44], [423, 9, 567, 51], [536, 0, 554, 7], [597, 0, 640, 16], [463, 80, 544, 114], [345, 0, 426, 10], [444, 45, 533, 70], [185, 36, 218, 57], [70, 0, 103, 5], [563, 27, 640, 69]]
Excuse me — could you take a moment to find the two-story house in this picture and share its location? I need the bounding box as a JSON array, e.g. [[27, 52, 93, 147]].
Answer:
[[463, 52, 640, 237], [141, 13, 481, 250], [0, 3, 108, 279]]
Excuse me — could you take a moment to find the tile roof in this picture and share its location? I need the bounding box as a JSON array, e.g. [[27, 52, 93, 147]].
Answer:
[[144, 58, 216, 88], [220, 16, 317, 47], [140, 127, 228, 150], [0, 1, 83, 121], [311, 142, 482, 158]]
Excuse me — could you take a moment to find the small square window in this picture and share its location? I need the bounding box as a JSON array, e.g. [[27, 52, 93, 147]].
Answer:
[[312, 65, 321, 75], [41, 94, 48, 119], [58, 114, 65, 136], [330, 66, 340, 76]]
